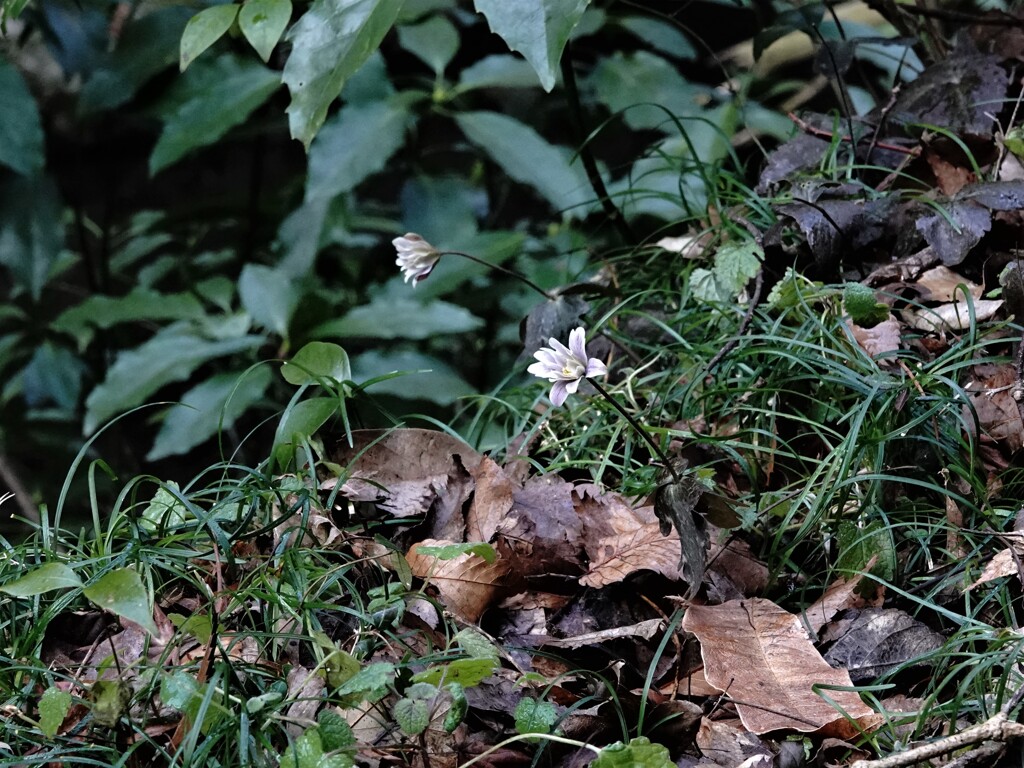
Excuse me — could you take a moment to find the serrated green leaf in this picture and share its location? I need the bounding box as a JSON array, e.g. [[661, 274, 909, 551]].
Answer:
[[514, 698, 557, 735], [443, 683, 466, 732], [843, 282, 890, 326], [713, 240, 762, 296], [397, 14, 458, 74], [148, 367, 273, 461], [0, 562, 82, 597], [238, 263, 302, 337], [151, 54, 279, 174], [180, 4, 240, 71], [38, 687, 72, 738], [306, 96, 414, 201], [83, 324, 265, 434], [336, 662, 395, 704], [393, 696, 431, 736], [591, 737, 674, 768], [454, 627, 499, 660], [415, 541, 496, 563], [317, 709, 356, 752], [282, 0, 405, 147], [139, 482, 191, 530], [282, 342, 352, 386], [454, 110, 590, 216], [83, 568, 158, 635], [239, 0, 292, 61], [473, 0, 590, 91], [283, 727, 324, 768], [0, 55, 43, 176], [0, 174, 61, 302], [312, 298, 483, 340]]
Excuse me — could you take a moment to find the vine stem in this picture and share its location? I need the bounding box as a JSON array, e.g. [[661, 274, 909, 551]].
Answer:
[[587, 377, 681, 483], [457, 733, 601, 768], [441, 250, 551, 299]]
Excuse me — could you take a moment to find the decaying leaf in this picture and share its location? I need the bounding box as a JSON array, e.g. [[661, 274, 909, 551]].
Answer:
[[821, 607, 945, 682], [848, 318, 902, 359], [965, 545, 1022, 591], [466, 456, 515, 542], [903, 297, 1003, 331], [683, 598, 881, 737], [654, 467, 711, 597], [964, 364, 1024, 452], [406, 538, 510, 623], [496, 474, 583, 577], [802, 556, 881, 636], [696, 716, 773, 768]]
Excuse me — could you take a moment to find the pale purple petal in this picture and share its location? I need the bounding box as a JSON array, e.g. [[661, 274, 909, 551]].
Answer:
[[586, 359, 608, 378], [568, 327, 587, 362], [564, 378, 582, 395], [527, 361, 550, 378], [549, 380, 569, 406], [534, 349, 562, 367], [548, 338, 573, 358]]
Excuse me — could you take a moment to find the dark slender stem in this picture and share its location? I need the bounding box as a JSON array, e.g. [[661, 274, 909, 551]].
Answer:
[[442, 250, 551, 299], [560, 41, 636, 243], [587, 377, 681, 482]]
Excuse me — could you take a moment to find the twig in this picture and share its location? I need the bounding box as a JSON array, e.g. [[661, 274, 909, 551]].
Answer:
[[787, 112, 920, 156], [560, 41, 635, 243], [851, 711, 1024, 768]]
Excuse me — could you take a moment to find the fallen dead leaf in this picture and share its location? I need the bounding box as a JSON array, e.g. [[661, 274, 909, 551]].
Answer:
[[913, 265, 983, 302], [964, 364, 1024, 452], [496, 475, 583, 577], [966, 546, 1022, 590], [903, 298, 1003, 331], [683, 598, 881, 737], [822, 607, 945, 682], [802, 555, 881, 635], [406, 538, 510, 623], [696, 716, 773, 767], [848, 318, 902, 359], [465, 456, 515, 542]]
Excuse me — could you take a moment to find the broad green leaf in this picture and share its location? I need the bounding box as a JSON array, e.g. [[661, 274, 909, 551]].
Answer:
[[52, 287, 204, 352], [588, 50, 703, 131], [238, 264, 302, 337], [414, 541, 496, 563], [83, 568, 158, 635], [38, 688, 72, 738], [239, 0, 292, 62], [473, 0, 590, 91], [280, 727, 324, 768], [336, 661, 395, 703], [443, 683, 467, 732], [454, 111, 590, 216], [273, 396, 338, 467], [84, 324, 265, 433], [160, 671, 199, 710], [282, 342, 351, 385], [397, 14, 458, 74], [22, 342, 85, 413], [514, 698, 558, 735], [312, 298, 483, 340], [393, 695, 430, 735], [836, 518, 896, 582], [713, 240, 762, 296], [454, 628, 499, 659], [139, 482, 190, 531], [618, 16, 696, 60], [306, 95, 414, 201], [843, 282, 890, 326], [317, 709, 356, 752], [456, 54, 540, 91], [151, 55, 279, 174], [0, 562, 82, 597], [169, 613, 214, 643], [148, 367, 273, 460], [351, 350, 473, 405], [0, 56, 43, 175], [0, 174, 61, 301], [591, 738, 673, 768], [80, 8, 192, 113], [400, 175, 479, 245], [180, 4, 240, 71], [411, 658, 496, 687], [89, 680, 132, 728], [282, 0, 405, 148]]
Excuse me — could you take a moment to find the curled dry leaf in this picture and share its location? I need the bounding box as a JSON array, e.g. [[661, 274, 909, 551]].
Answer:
[[683, 598, 881, 738], [822, 607, 945, 683], [964, 364, 1024, 452], [802, 554, 881, 635], [965, 536, 1024, 591], [406, 538, 510, 624], [903, 298, 1003, 331], [848, 318, 902, 359]]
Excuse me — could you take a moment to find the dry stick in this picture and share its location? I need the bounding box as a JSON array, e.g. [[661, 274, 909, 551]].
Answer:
[[560, 41, 635, 244], [850, 711, 1024, 768], [1013, 330, 1024, 426]]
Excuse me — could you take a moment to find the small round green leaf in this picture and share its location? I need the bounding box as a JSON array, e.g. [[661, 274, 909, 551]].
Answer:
[[180, 4, 240, 71], [239, 0, 292, 62], [83, 567, 158, 635], [282, 342, 352, 385], [38, 688, 72, 738], [0, 562, 82, 597], [393, 696, 430, 736]]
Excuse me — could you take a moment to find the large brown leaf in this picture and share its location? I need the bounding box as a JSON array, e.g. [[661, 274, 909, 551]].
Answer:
[[496, 475, 583, 577], [466, 456, 515, 542], [683, 598, 880, 737]]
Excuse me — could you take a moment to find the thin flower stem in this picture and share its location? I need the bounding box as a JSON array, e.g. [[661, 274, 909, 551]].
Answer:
[[441, 250, 551, 299], [586, 377, 681, 482]]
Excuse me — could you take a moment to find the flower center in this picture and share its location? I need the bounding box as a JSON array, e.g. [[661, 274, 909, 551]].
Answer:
[[562, 358, 585, 378]]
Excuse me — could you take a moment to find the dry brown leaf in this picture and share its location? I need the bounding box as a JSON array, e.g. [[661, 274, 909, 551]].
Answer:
[[964, 364, 1024, 452], [965, 539, 1024, 590], [466, 456, 515, 542], [803, 555, 880, 635], [406, 538, 510, 623], [575, 491, 683, 587], [903, 298, 1003, 331], [669, 666, 724, 698], [696, 716, 773, 767], [926, 152, 975, 197], [284, 665, 325, 738], [708, 536, 769, 596], [913, 265, 982, 302], [496, 475, 583, 577], [524, 618, 665, 649], [332, 428, 483, 520], [683, 598, 880, 737], [848, 318, 902, 359]]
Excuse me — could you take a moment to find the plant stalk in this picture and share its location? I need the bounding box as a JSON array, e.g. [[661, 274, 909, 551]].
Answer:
[[441, 250, 551, 299]]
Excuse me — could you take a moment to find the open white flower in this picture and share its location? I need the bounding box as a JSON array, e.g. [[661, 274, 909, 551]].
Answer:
[[393, 233, 440, 286], [527, 327, 608, 406]]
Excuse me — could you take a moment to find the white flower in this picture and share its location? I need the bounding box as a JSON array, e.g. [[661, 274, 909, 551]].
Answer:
[[527, 327, 608, 407], [393, 233, 440, 286]]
